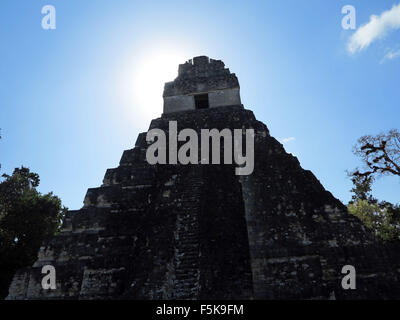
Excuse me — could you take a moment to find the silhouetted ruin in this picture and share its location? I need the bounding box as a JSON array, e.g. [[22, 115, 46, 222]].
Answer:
[[7, 56, 400, 299]]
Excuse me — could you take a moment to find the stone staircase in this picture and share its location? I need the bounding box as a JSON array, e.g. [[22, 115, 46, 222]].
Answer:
[[173, 167, 203, 299]]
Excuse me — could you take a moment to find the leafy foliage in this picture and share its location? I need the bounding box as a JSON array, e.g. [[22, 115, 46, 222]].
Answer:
[[349, 174, 375, 203], [0, 167, 66, 299], [348, 200, 400, 241], [347, 173, 400, 242]]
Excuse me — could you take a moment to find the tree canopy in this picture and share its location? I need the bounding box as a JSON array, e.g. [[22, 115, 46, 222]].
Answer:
[[0, 167, 66, 299], [348, 161, 400, 242], [352, 129, 400, 179]]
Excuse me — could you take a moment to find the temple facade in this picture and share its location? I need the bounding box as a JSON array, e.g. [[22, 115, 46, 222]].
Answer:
[[6, 56, 400, 300]]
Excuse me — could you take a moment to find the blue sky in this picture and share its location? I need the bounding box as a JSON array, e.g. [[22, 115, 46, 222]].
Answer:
[[0, 0, 399, 210]]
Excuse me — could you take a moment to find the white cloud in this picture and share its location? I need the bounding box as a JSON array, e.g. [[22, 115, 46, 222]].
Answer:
[[281, 137, 296, 144], [380, 49, 400, 63], [348, 3, 400, 54]]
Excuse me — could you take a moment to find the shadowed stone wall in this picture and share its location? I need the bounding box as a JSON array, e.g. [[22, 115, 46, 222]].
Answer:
[[7, 106, 400, 300]]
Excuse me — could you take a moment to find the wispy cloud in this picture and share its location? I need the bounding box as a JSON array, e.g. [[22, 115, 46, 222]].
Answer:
[[348, 3, 400, 54], [281, 137, 296, 144], [380, 49, 400, 63]]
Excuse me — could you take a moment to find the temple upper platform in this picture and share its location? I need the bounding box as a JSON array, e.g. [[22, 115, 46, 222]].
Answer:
[[163, 56, 242, 114]]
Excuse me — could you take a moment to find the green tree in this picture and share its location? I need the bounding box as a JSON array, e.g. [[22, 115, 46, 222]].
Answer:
[[348, 130, 400, 241], [347, 172, 400, 241], [0, 167, 66, 299], [349, 174, 375, 203], [348, 200, 400, 241]]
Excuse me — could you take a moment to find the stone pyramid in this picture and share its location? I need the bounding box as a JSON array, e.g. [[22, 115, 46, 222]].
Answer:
[[7, 56, 400, 300]]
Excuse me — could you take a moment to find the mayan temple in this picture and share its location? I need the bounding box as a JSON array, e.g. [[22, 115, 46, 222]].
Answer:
[[7, 56, 400, 300]]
